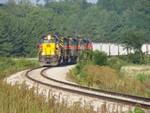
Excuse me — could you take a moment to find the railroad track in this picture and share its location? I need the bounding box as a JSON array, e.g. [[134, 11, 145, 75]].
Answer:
[[25, 67, 150, 109]]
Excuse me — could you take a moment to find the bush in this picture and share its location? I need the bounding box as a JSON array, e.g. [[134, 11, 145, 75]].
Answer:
[[143, 55, 150, 64], [92, 50, 108, 66], [79, 50, 93, 64], [79, 50, 108, 66], [108, 57, 127, 71], [117, 52, 150, 65], [127, 52, 144, 64]]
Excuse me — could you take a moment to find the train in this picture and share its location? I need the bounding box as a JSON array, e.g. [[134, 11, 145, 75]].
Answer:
[[38, 34, 93, 66]]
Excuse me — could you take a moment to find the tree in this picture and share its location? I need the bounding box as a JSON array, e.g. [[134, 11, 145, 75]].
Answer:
[[0, 0, 150, 57], [121, 30, 144, 52]]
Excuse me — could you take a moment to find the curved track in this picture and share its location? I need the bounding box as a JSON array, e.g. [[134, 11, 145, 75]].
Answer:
[[25, 67, 150, 109]]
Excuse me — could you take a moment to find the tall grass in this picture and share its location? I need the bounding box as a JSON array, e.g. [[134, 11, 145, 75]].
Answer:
[[0, 57, 38, 79], [0, 82, 97, 113]]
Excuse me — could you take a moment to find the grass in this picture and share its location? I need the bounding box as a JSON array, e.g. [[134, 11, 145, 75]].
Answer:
[[121, 65, 150, 90], [0, 57, 147, 113], [0, 57, 39, 79], [121, 65, 150, 77], [136, 74, 150, 83], [0, 82, 98, 113]]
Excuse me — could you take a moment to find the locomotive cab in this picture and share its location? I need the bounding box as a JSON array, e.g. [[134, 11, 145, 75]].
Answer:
[[38, 35, 59, 66]]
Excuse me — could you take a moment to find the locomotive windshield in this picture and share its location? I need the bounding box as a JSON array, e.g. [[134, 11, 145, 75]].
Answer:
[[39, 35, 57, 44]]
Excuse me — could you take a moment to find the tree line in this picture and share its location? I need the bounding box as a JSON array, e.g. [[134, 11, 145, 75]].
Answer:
[[0, 0, 150, 57]]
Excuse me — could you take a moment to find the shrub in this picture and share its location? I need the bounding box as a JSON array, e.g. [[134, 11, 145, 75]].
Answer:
[[79, 50, 108, 66], [127, 52, 144, 64], [108, 57, 127, 71], [143, 55, 150, 64], [92, 50, 108, 66]]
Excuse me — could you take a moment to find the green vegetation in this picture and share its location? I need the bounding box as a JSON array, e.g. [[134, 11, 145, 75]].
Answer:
[[137, 73, 150, 83], [128, 107, 145, 113], [0, 57, 38, 79], [108, 57, 127, 71], [67, 51, 150, 98], [79, 50, 108, 65], [0, 0, 150, 57]]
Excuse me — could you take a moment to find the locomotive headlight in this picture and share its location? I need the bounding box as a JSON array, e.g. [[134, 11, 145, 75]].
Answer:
[[47, 35, 51, 40], [51, 52, 55, 55], [42, 52, 45, 55]]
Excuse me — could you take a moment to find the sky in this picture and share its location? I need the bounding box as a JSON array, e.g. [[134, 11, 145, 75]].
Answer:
[[87, 0, 97, 3], [0, 0, 98, 4]]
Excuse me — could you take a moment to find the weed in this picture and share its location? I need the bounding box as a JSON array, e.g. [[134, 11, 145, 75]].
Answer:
[[137, 74, 150, 83]]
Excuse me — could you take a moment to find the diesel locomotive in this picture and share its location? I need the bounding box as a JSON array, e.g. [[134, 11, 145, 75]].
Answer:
[[38, 34, 93, 66]]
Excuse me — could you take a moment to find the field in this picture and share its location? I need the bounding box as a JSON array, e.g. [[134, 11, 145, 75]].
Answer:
[[121, 65, 150, 81]]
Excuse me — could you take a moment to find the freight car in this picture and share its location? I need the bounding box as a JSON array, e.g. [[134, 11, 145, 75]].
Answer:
[[38, 34, 92, 66]]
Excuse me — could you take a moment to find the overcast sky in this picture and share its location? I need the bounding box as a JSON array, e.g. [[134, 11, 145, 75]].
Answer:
[[0, 0, 98, 4]]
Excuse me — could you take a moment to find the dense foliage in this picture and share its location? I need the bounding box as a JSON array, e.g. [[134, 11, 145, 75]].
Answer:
[[0, 0, 150, 57], [79, 50, 107, 65]]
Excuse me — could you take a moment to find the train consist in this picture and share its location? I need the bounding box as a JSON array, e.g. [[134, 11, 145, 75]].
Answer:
[[38, 34, 93, 66]]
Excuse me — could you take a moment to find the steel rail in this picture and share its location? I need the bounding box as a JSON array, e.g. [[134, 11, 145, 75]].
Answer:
[[25, 67, 150, 109]]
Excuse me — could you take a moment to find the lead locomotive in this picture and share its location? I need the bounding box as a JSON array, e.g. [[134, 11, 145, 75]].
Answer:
[[38, 34, 93, 66]]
